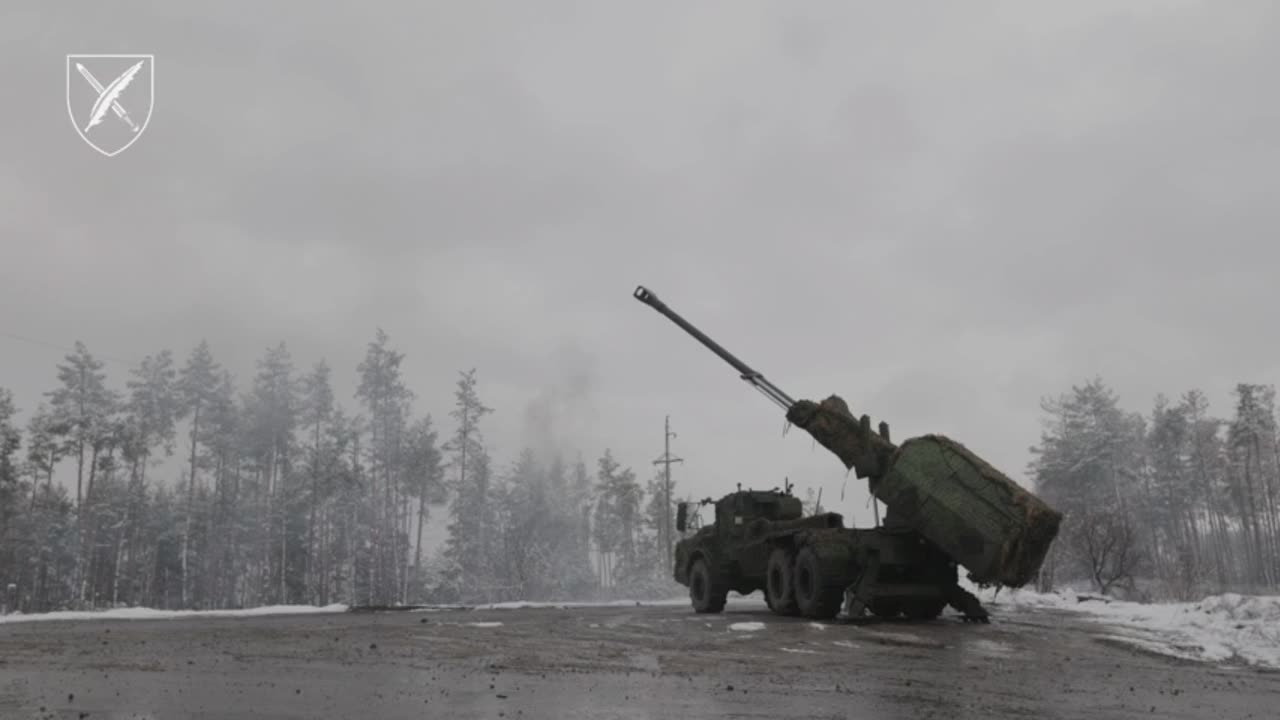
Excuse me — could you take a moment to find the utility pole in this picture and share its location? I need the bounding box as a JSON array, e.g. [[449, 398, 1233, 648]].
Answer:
[[652, 415, 683, 575]]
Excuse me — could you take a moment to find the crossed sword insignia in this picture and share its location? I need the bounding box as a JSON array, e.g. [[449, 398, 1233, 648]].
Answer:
[[74, 62, 140, 133]]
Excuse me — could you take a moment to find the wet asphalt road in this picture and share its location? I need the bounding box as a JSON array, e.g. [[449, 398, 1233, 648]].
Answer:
[[1, 598, 1276, 720]]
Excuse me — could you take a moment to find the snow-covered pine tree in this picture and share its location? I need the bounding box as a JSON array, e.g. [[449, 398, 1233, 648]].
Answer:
[[176, 341, 221, 607], [443, 368, 493, 602], [405, 413, 443, 601], [355, 330, 414, 605], [0, 388, 23, 607], [1226, 384, 1280, 587], [299, 360, 334, 603], [46, 342, 121, 605]]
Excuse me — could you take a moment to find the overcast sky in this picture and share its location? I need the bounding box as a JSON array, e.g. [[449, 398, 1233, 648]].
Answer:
[[3, 1, 1279, 528]]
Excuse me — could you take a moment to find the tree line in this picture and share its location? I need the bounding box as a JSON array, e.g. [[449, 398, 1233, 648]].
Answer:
[[1031, 378, 1280, 600], [8, 339, 1273, 612], [0, 332, 681, 613]]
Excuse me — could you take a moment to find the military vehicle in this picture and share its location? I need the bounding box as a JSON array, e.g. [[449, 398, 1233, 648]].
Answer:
[[633, 285, 1062, 621], [673, 483, 979, 620]]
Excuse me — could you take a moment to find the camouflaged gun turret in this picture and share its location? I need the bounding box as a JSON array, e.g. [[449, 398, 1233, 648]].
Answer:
[[633, 285, 1062, 621]]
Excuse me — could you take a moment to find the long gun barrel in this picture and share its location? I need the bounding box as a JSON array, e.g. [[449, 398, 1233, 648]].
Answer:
[[633, 285, 795, 410]]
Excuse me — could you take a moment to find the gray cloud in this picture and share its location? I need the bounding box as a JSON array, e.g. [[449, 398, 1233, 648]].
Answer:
[[2, 0, 1279, 527]]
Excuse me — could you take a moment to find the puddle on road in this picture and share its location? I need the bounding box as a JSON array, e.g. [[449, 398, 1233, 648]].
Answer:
[[858, 630, 946, 649]]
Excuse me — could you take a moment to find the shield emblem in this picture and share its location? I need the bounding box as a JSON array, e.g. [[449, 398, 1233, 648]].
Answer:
[[66, 54, 154, 157]]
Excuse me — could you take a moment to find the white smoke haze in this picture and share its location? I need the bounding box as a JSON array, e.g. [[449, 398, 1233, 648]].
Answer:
[[521, 340, 600, 466]]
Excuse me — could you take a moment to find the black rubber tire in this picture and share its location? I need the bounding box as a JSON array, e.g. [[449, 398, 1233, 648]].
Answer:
[[765, 548, 800, 616], [793, 546, 843, 620], [902, 597, 947, 620], [688, 558, 727, 614]]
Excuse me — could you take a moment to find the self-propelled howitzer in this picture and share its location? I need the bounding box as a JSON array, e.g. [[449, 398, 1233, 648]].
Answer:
[[633, 285, 1061, 620]]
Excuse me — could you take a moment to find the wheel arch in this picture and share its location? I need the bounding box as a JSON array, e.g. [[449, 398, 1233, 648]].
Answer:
[[686, 548, 713, 575]]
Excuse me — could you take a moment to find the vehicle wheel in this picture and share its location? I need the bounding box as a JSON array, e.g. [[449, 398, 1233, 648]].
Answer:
[[793, 546, 843, 620], [766, 548, 800, 616], [869, 599, 902, 619], [688, 558, 727, 614], [902, 597, 947, 620]]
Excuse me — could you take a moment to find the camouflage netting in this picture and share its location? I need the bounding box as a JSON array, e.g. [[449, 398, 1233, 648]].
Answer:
[[785, 396, 895, 479], [786, 395, 1061, 588], [880, 435, 1061, 587]]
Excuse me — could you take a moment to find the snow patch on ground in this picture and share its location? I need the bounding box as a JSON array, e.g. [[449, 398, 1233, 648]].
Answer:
[[780, 647, 818, 654], [465, 621, 504, 628], [970, 581, 1280, 669], [472, 598, 690, 611], [967, 639, 1017, 658], [729, 622, 766, 632], [0, 596, 695, 624], [808, 623, 828, 631], [0, 604, 348, 624], [724, 592, 770, 608]]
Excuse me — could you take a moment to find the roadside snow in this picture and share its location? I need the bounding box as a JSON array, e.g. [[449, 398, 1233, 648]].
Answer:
[[472, 598, 689, 610], [465, 621, 504, 628], [0, 604, 348, 624], [471, 593, 767, 611], [969, 639, 1017, 658], [729, 621, 766, 632], [973, 582, 1280, 669]]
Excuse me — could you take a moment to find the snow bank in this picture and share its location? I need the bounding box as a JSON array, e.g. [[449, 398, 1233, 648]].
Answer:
[[0, 604, 348, 625], [972, 582, 1280, 669], [1082, 593, 1280, 668], [729, 621, 766, 632]]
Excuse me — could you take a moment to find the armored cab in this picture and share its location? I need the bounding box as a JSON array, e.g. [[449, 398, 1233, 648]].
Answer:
[[673, 488, 817, 602]]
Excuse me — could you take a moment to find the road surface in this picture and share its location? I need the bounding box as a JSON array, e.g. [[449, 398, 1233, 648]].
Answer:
[[1, 598, 1275, 719]]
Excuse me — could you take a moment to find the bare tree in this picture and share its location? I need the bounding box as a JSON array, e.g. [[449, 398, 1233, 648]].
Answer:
[[1073, 509, 1145, 595]]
